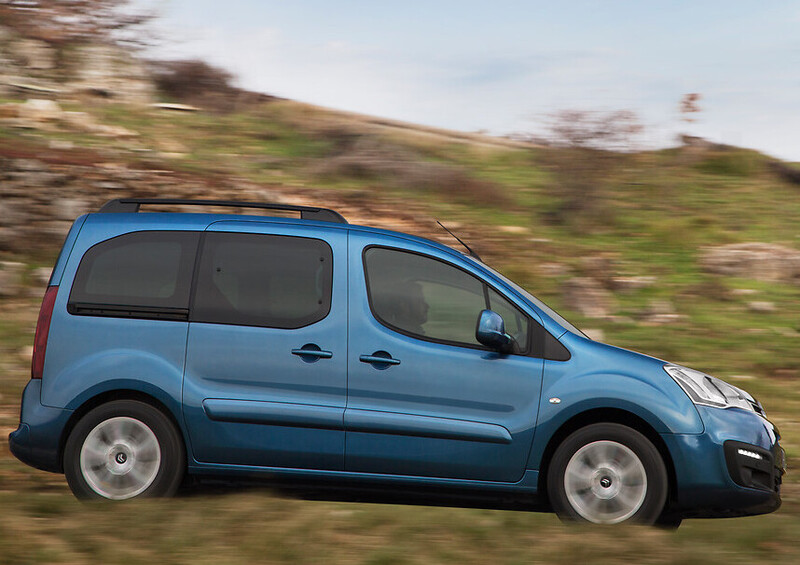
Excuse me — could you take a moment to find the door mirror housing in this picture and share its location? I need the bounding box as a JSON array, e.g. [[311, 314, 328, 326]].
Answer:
[[476, 309, 514, 353]]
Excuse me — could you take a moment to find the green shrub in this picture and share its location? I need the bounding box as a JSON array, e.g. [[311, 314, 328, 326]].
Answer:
[[695, 151, 761, 177]]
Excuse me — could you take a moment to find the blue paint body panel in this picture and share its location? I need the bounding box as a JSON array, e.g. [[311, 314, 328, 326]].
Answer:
[[344, 232, 543, 483], [8, 209, 784, 518], [182, 220, 348, 470], [49, 213, 88, 286], [8, 379, 72, 472], [527, 331, 705, 471]]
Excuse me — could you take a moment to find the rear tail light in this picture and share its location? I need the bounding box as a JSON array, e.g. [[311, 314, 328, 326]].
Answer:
[[31, 285, 58, 380]]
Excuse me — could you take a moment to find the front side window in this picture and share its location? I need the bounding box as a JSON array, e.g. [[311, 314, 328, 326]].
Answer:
[[192, 232, 333, 329], [69, 231, 199, 318], [487, 287, 529, 347], [364, 247, 529, 352]]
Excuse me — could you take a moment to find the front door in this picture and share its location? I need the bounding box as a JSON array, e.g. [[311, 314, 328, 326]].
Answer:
[[345, 235, 543, 482], [183, 221, 347, 470]]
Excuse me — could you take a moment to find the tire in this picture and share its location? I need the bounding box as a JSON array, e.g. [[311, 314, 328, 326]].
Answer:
[[64, 400, 185, 500], [547, 423, 668, 525]]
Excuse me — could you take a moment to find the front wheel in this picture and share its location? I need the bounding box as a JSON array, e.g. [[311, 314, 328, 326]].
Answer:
[[64, 400, 185, 500], [547, 423, 668, 525]]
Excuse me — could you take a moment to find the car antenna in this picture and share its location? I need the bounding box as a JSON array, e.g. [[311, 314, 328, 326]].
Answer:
[[436, 220, 482, 261]]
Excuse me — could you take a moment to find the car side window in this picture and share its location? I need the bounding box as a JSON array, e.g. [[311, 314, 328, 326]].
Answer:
[[192, 232, 333, 329], [364, 247, 529, 353], [68, 231, 199, 316]]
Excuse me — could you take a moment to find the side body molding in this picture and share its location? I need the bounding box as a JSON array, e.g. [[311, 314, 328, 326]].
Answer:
[[203, 399, 344, 430], [345, 409, 513, 444]]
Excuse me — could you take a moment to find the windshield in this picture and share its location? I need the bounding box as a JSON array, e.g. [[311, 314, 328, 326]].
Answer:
[[468, 258, 588, 338]]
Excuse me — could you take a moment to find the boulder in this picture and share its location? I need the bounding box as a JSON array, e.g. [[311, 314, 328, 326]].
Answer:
[[17, 98, 63, 123], [539, 262, 570, 278], [51, 198, 90, 222], [639, 299, 685, 325], [18, 345, 33, 362], [747, 301, 776, 313], [612, 276, 656, 292], [701, 243, 800, 283], [31, 267, 53, 287], [59, 111, 139, 138], [580, 254, 618, 288], [582, 328, 605, 342], [731, 288, 757, 297], [563, 277, 614, 318], [10, 158, 47, 172]]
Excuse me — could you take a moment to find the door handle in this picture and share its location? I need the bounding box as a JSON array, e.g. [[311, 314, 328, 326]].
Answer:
[[292, 344, 333, 362], [359, 351, 401, 368]]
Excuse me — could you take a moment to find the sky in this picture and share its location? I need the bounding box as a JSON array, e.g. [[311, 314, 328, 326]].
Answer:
[[145, 1, 800, 161]]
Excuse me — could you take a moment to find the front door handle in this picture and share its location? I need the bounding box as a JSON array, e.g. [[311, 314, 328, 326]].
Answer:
[[359, 350, 401, 369], [292, 343, 333, 362]]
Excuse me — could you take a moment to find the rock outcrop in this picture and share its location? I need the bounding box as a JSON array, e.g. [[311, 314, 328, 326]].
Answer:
[[0, 25, 155, 104], [701, 242, 800, 284]]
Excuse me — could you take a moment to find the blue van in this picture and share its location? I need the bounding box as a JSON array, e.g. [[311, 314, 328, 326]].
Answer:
[[9, 199, 784, 526]]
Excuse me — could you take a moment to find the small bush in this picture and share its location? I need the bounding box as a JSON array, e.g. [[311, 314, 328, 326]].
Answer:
[[149, 59, 273, 112], [150, 59, 235, 99], [769, 161, 800, 185], [695, 151, 761, 177]]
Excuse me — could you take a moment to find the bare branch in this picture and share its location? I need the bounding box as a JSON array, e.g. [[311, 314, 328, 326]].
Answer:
[[0, 0, 157, 47], [679, 93, 702, 124], [544, 109, 643, 151]]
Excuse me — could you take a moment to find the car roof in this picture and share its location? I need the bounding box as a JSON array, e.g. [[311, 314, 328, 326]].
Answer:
[[84, 207, 464, 258]]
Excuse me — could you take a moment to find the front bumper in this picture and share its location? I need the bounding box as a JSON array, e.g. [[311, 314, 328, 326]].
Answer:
[[8, 379, 73, 473], [663, 405, 784, 518]]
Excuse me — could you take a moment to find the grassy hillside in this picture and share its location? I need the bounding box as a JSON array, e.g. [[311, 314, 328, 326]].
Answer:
[[1, 97, 799, 563]]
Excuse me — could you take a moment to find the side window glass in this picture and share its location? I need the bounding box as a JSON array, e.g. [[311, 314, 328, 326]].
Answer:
[[69, 231, 198, 314], [418, 277, 485, 344], [487, 288, 529, 352], [365, 247, 528, 352], [193, 232, 332, 329]]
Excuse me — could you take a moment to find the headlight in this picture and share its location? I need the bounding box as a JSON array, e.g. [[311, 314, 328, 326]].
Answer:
[[663, 365, 761, 414]]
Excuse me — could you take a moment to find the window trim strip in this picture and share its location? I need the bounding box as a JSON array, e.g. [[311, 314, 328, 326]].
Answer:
[[67, 302, 189, 321]]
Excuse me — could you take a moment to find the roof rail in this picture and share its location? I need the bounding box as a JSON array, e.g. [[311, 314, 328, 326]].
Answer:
[[98, 198, 348, 224]]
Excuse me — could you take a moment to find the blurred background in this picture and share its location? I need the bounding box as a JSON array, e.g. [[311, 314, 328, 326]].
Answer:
[[0, 1, 798, 563]]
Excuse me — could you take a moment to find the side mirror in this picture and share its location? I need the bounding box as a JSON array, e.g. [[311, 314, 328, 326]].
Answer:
[[476, 309, 514, 353]]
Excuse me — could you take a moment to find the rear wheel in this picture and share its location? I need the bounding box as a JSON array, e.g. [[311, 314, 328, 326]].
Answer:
[[64, 400, 184, 500], [547, 423, 668, 525]]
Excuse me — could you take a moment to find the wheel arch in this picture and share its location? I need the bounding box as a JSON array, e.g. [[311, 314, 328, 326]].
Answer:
[[58, 388, 186, 474], [537, 408, 678, 509]]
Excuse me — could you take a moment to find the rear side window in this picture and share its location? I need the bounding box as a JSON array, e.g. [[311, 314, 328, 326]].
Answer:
[[69, 231, 199, 320], [192, 232, 333, 329]]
